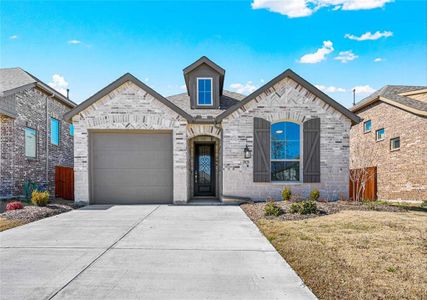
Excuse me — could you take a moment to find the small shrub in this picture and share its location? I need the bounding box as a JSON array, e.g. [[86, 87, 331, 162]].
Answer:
[[309, 188, 320, 201], [6, 201, 24, 211], [282, 187, 292, 201], [289, 200, 317, 215], [31, 190, 49, 207], [421, 200, 427, 208], [264, 201, 284, 217]]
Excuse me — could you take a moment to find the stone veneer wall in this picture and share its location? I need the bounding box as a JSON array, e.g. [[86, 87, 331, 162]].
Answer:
[[72, 81, 188, 204], [221, 77, 352, 201], [350, 101, 427, 201], [0, 88, 74, 198]]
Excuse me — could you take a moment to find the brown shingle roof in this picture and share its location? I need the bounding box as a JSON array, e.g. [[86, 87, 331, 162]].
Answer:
[[351, 85, 427, 116]]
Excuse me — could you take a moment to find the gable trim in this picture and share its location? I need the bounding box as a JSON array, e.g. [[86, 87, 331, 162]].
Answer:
[[215, 69, 361, 124], [351, 96, 427, 117], [64, 73, 194, 122]]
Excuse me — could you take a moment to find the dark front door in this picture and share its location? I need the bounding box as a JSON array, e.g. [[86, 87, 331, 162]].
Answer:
[[194, 143, 215, 196]]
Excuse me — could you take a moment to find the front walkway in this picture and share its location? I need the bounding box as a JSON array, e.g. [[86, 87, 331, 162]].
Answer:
[[0, 205, 316, 299]]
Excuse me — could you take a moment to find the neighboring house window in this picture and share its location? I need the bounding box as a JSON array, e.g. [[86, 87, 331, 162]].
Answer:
[[70, 124, 74, 137], [376, 128, 385, 141], [271, 122, 301, 182], [363, 120, 371, 133], [24, 128, 37, 158], [197, 78, 213, 106], [50, 118, 60, 145], [390, 137, 400, 151]]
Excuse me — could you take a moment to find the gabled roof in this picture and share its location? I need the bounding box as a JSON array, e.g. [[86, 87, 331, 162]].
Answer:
[[351, 85, 427, 116], [64, 73, 194, 122], [215, 68, 361, 124], [0, 68, 76, 108], [183, 56, 225, 96]]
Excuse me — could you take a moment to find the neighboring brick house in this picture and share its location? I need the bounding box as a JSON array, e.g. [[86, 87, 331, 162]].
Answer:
[[65, 56, 360, 205], [0, 68, 76, 198], [350, 85, 427, 201]]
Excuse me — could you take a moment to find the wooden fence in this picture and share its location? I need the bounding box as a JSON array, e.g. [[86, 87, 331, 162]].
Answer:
[[349, 166, 377, 201], [55, 166, 74, 200]]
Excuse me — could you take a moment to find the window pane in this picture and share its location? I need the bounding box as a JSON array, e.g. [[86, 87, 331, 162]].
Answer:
[[286, 140, 300, 159], [51, 118, 59, 145], [364, 120, 371, 132], [25, 128, 36, 158], [204, 79, 211, 91], [271, 161, 300, 182], [70, 124, 74, 137], [271, 141, 286, 159], [285, 122, 300, 140], [205, 91, 212, 104], [271, 123, 285, 141], [391, 137, 400, 150], [376, 128, 384, 140]]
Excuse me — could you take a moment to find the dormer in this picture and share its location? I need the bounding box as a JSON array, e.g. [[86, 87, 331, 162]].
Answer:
[[183, 56, 225, 109]]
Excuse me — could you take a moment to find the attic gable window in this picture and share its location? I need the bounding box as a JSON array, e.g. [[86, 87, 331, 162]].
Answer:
[[197, 78, 213, 106]]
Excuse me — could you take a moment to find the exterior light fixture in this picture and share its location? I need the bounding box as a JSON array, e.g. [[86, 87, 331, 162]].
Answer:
[[244, 144, 251, 159]]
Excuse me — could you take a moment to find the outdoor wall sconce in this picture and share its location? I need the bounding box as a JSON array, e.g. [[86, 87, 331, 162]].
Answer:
[[244, 144, 251, 159]]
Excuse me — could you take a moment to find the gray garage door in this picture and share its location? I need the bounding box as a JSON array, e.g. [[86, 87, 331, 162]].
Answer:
[[90, 131, 173, 204]]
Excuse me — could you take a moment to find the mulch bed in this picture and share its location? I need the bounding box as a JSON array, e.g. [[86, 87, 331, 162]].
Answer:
[[0, 199, 76, 224], [241, 200, 405, 223]]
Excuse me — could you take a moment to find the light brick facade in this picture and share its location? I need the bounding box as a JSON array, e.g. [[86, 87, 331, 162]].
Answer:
[[350, 101, 427, 201], [72, 76, 353, 204], [0, 88, 74, 198], [221, 77, 351, 201]]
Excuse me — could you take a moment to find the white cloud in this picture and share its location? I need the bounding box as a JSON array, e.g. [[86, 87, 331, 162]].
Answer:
[[67, 40, 81, 45], [299, 40, 334, 64], [48, 74, 69, 96], [230, 81, 258, 95], [334, 50, 358, 63], [345, 30, 393, 41], [179, 84, 187, 90], [251, 0, 393, 18], [373, 57, 383, 62], [315, 85, 347, 93], [353, 85, 376, 94], [9, 35, 18, 40]]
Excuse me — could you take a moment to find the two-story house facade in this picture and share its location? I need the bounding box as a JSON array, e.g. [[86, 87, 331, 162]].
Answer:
[[350, 85, 427, 201], [0, 68, 76, 198]]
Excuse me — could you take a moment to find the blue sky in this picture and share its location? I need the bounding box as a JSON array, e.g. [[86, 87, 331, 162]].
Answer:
[[1, 0, 426, 107]]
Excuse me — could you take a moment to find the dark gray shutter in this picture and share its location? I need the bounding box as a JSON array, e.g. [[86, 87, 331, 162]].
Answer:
[[303, 118, 321, 183], [253, 117, 271, 182]]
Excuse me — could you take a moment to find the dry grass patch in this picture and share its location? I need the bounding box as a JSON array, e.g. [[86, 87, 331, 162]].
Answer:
[[0, 217, 25, 232], [258, 210, 427, 299]]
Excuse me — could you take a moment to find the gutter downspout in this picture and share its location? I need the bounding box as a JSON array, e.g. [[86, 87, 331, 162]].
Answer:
[[46, 94, 54, 187]]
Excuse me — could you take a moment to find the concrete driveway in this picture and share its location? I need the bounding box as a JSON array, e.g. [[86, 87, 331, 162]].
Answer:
[[0, 205, 316, 300]]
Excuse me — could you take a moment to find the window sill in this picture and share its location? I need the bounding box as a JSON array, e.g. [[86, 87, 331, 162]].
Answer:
[[271, 181, 303, 185], [376, 138, 384, 142], [363, 130, 371, 134], [390, 148, 400, 152]]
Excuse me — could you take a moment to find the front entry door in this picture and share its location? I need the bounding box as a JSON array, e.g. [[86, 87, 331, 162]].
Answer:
[[194, 143, 215, 196]]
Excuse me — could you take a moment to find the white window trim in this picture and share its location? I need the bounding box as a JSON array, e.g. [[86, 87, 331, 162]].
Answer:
[[196, 77, 213, 106], [390, 137, 400, 151], [270, 121, 303, 183], [363, 120, 371, 133], [376, 128, 385, 142]]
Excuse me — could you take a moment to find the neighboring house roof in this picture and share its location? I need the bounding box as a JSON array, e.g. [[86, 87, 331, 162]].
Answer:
[[351, 85, 427, 117], [0, 68, 77, 108], [215, 69, 361, 124], [183, 56, 225, 96], [64, 73, 195, 122], [167, 90, 244, 118]]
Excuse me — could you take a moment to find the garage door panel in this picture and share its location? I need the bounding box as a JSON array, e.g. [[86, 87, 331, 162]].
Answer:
[[93, 150, 172, 169], [91, 132, 173, 204], [93, 168, 172, 187], [93, 133, 172, 151]]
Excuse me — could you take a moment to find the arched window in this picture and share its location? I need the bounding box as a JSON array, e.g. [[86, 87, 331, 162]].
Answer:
[[271, 122, 301, 182]]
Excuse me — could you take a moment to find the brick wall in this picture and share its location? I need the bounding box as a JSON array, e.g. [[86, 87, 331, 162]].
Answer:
[[221, 77, 352, 201], [0, 88, 74, 198], [350, 101, 427, 201]]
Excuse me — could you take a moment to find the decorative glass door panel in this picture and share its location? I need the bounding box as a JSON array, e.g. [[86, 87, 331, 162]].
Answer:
[[194, 144, 215, 196]]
